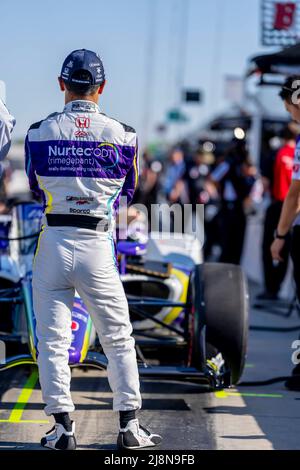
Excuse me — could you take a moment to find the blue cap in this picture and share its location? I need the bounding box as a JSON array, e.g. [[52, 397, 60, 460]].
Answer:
[[60, 49, 105, 86]]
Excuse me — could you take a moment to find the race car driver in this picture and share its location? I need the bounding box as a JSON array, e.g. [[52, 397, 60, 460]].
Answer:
[[0, 98, 15, 162], [25, 49, 162, 450]]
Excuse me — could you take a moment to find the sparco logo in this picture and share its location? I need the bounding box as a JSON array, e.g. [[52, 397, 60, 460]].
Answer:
[[75, 117, 90, 129]]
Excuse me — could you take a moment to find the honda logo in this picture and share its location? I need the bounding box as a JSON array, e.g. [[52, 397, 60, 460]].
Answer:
[[75, 117, 90, 129]]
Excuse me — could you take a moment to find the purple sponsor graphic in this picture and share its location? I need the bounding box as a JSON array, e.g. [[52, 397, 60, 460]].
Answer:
[[68, 297, 90, 364], [29, 140, 135, 178]]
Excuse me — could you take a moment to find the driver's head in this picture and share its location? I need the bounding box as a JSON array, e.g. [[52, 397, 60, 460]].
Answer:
[[58, 49, 106, 103], [279, 75, 300, 123]]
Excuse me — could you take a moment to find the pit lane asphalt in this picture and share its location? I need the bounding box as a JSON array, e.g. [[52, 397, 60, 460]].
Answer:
[[0, 283, 299, 450]]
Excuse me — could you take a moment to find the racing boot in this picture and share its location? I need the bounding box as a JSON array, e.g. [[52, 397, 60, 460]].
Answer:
[[41, 422, 76, 450], [117, 419, 162, 450]]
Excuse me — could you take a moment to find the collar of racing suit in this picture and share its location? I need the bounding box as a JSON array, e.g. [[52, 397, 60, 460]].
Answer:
[[63, 100, 100, 114]]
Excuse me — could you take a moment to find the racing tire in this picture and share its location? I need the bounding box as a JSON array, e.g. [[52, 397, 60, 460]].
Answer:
[[203, 263, 249, 384]]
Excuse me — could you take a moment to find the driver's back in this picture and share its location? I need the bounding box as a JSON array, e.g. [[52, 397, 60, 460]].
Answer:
[[25, 100, 138, 231]]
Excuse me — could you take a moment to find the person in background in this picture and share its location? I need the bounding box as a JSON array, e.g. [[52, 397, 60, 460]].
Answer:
[[0, 99, 15, 213], [162, 148, 188, 233], [132, 150, 161, 225], [271, 76, 300, 390], [210, 138, 257, 265], [0, 98, 15, 163], [185, 149, 213, 205], [184, 148, 219, 258], [163, 148, 187, 204], [257, 123, 298, 301]]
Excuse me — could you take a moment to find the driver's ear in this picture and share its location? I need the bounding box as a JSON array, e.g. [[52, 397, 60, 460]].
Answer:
[[98, 80, 106, 95], [58, 77, 65, 92]]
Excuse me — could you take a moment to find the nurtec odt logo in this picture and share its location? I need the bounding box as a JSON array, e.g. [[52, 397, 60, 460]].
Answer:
[[48, 142, 120, 168]]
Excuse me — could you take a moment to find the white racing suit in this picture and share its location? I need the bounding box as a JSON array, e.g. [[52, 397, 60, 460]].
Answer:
[[25, 100, 141, 415]]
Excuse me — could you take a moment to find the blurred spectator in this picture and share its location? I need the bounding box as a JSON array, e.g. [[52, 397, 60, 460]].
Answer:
[[210, 138, 257, 265], [0, 99, 15, 163], [163, 148, 187, 204], [132, 151, 161, 222], [0, 161, 15, 214], [184, 148, 219, 258], [185, 149, 213, 204], [161, 148, 189, 233], [257, 123, 298, 301]]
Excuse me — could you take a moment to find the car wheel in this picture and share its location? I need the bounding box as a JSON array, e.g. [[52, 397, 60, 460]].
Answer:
[[203, 262, 249, 384]]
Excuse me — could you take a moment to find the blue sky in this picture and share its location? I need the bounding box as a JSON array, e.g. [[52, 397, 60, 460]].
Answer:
[[1, 0, 271, 144]]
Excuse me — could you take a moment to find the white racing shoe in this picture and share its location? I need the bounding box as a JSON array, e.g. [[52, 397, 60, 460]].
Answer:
[[41, 422, 77, 450], [117, 419, 162, 450]]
